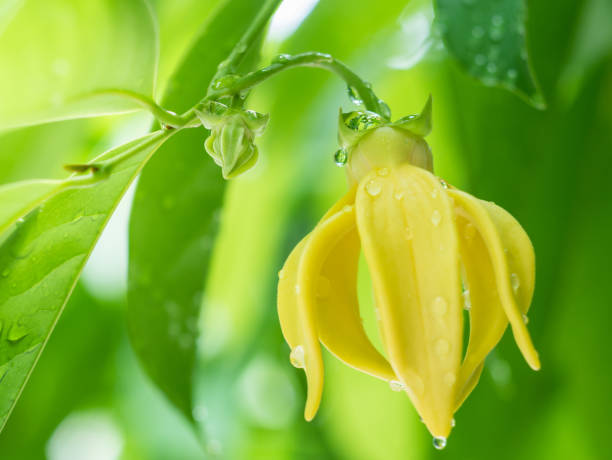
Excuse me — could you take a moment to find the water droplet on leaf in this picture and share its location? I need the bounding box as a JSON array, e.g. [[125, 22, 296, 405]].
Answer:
[[8, 322, 28, 342], [347, 86, 363, 106]]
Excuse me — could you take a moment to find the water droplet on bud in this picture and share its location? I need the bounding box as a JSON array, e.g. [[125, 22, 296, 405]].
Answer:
[[433, 436, 447, 450], [290, 345, 305, 368], [334, 148, 348, 166]]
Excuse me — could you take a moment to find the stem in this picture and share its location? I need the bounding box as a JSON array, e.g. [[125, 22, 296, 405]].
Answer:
[[91, 89, 186, 127], [203, 52, 389, 118], [207, 0, 283, 89]]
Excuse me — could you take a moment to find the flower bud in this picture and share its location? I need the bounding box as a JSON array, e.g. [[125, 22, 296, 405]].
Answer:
[[196, 102, 269, 179]]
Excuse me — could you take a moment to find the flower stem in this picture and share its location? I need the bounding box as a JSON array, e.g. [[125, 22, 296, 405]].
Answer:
[[200, 52, 390, 119]]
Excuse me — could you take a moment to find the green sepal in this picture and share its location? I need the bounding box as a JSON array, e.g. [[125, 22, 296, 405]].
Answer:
[[391, 95, 432, 137]]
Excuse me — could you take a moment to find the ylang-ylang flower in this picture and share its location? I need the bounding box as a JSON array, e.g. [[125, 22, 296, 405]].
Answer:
[[277, 97, 540, 447]]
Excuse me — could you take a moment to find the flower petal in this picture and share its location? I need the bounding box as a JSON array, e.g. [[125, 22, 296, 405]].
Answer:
[[355, 164, 462, 438], [449, 190, 539, 377], [277, 189, 356, 420], [303, 205, 396, 382]]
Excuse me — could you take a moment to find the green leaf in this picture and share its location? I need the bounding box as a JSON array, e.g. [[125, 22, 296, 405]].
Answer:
[[0, 0, 157, 130], [127, 0, 278, 422], [434, 0, 545, 108], [0, 180, 62, 237], [0, 131, 171, 432]]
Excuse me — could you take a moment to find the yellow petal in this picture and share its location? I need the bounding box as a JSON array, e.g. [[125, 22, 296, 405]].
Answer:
[[303, 204, 396, 382], [277, 189, 356, 420], [449, 190, 539, 375], [355, 164, 462, 438]]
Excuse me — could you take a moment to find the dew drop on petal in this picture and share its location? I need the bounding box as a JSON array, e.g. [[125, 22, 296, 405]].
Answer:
[[394, 189, 405, 200], [522, 314, 529, 324], [439, 178, 449, 189], [278, 270, 285, 280], [434, 338, 450, 356], [290, 345, 305, 368], [431, 210, 441, 226], [462, 289, 472, 311], [431, 296, 448, 316], [464, 223, 476, 242], [431, 189, 438, 199], [451, 418, 456, 427], [511, 273, 520, 292], [294, 284, 301, 294], [366, 180, 382, 197], [433, 436, 447, 450], [389, 380, 405, 392]]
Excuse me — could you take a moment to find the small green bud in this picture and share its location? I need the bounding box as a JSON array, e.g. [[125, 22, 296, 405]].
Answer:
[[196, 102, 269, 179]]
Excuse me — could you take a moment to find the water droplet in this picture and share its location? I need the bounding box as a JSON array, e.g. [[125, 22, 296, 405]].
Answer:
[[475, 54, 486, 66], [511, 273, 520, 292], [522, 314, 529, 324], [491, 15, 504, 27], [434, 338, 450, 355], [290, 345, 305, 368], [464, 223, 476, 241], [377, 167, 389, 176], [334, 148, 348, 166], [431, 210, 441, 226], [377, 99, 391, 120], [294, 284, 301, 294], [489, 27, 503, 41], [389, 380, 405, 392], [278, 270, 285, 279], [7, 322, 28, 342], [462, 289, 472, 311], [431, 296, 448, 316], [212, 74, 240, 90], [394, 189, 405, 200], [366, 180, 382, 197], [317, 276, 331, 298], [444, 372, 456, 386], [507, 68, 518, 80], [471, 26, 484, 39], [451, 418, 456, 427], [487, 62, 498, 74], [1, 269, 9, 278], [439, 179, 449, 189], [433, 436, 447, 450], [431, 189, 438, 199], [345, 112, 383, 131], [272, 53, 291, 64], [342, 205, 353, 213], [347, 86, 363, 106]]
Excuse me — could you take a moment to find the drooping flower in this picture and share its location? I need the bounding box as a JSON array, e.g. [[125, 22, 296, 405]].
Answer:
[[277, 98, 540, 446]]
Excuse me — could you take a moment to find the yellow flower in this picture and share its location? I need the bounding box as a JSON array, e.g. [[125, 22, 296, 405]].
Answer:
[[277, 102, 540, 447]]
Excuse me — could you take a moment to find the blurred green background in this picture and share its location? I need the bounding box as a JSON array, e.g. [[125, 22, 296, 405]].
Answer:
[[1, 0, 611, 458]]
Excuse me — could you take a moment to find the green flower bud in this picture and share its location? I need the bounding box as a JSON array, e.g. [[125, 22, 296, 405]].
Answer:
[[196, 102, 269, 179]]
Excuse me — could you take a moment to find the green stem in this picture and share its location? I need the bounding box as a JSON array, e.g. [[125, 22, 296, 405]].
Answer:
[[202, 52, 389, 119], [207, 0, 283, 89], [91, 89, 186, 127], [65, 131, 170, 180]]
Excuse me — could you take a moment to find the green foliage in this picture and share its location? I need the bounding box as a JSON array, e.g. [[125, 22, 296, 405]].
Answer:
[[0, 0, 611, 458], [0, 0, 157, 129], [435, 0, 544, 108], [0, 132, 170, 431], [127, 0, 274, 421]]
